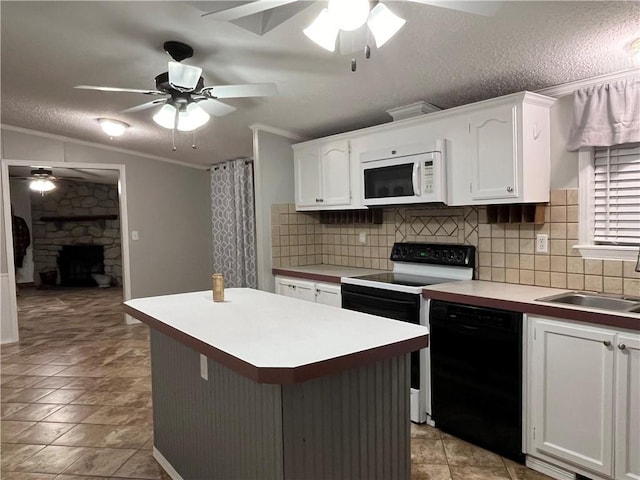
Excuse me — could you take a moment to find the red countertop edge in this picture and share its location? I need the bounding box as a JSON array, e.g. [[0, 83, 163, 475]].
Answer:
[[124, 304, 429, 385], [422, 290, 640, 331], [272, 268, 343, 285]]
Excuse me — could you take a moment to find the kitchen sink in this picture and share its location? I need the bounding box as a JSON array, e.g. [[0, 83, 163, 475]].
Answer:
[[536, 292, 640, 313]]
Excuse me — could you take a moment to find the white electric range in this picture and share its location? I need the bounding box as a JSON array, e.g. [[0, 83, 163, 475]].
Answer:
[[341, 242, 476, 423]]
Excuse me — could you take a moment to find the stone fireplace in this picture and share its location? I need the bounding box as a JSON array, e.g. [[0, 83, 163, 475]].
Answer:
[[31, 180, 122, 286]]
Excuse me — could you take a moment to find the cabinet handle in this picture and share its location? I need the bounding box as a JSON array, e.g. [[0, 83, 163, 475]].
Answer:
[[618, 343, 627, 350], [315, 198, 324, 203], [316, 289, 321, 294], [603, 340, 612, 347], [506, 186, 514, 193]]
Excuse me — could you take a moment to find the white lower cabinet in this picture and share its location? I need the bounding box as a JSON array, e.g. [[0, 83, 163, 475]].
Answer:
[[275, 275, 341, 307], [528, 316, 640, 480], [315, 283, 341, 307], [275, 277, 316, 302]]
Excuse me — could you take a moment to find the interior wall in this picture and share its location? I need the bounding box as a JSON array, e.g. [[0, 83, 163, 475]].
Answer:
[[549, 94, 579, 189], [1, 128, 213, 299], [253, 128, 297, 293]]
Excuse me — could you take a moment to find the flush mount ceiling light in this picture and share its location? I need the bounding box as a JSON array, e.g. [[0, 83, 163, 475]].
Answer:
[[28, 168, 56, 194], [97, 118, 129, 137], [303, 0, 406, 53]]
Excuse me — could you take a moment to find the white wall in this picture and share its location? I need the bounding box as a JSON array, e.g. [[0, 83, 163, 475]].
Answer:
[[1, 127, 213, 301], [549, 94, 579, 189], [252, 126, 299, 293], [9, 178, 34, 283]]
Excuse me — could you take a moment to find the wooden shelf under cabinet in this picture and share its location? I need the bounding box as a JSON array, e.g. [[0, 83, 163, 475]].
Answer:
[[486, 204, 545, 224]]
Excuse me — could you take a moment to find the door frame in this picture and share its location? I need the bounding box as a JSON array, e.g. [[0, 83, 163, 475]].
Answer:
[[1, 159, 133, 343]]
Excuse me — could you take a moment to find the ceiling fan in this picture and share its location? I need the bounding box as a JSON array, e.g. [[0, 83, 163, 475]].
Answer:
[[194, 1, 502, 38], [193, 1, 501, 70], [10, 168, 84, 193], [75, 41, 278, 132]]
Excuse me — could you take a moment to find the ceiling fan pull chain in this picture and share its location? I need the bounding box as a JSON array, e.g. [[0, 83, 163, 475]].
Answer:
[[192, 131, 197, 150], [172, 107, 179, 151]]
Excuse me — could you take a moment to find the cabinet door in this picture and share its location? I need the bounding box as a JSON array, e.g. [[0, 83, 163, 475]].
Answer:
[[469, 104, 519, 201], [320, 140, 351, 206], [291, 279, 315, 302], [275, 277, 296, 298], [315, 283, 341, 308], [529, 317, 615, 477], [615, 333, 640, 480], [294, 146, 322, 208]]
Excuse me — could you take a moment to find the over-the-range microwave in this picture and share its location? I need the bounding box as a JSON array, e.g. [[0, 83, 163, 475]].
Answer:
[[360, 139, 447, 206]]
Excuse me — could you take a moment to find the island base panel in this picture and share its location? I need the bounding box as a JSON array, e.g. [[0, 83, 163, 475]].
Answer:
[[150, 330, 411, 480]]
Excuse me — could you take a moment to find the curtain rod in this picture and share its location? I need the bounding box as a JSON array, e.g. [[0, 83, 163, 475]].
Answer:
[[207, 159, 253, 171]]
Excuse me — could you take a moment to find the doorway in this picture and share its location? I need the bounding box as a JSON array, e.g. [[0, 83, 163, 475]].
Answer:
[[1, 160, 133, 344]]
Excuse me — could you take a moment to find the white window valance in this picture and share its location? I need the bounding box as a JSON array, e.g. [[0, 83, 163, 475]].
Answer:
[[568, 78, 640, 151]]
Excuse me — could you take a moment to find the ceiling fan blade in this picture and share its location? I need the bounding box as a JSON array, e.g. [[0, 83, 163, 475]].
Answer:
[[121, 99, 167, 114], [202, 83, 278, 98], [168, 62, 202, 91], [196, 99, 237, 117], [74, 85, 165, 95], [197, 0, 300, 21], [407, 0, 503, 16]]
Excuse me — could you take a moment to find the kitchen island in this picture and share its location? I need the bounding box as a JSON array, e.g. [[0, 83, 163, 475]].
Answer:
[[124, 288, 429, 480]]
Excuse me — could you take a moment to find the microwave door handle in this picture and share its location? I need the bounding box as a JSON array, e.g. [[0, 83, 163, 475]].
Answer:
[[412, 162, 421, 195]]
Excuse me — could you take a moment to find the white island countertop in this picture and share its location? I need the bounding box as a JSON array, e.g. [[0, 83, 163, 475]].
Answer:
[[125, 288, 429, 384]]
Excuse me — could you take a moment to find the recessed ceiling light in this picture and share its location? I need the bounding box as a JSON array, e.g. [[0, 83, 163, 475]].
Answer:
[[97, 118, 129, 137]]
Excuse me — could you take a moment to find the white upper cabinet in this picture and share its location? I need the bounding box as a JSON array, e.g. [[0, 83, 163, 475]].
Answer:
[[469, 103, 518, 200], [450, 92, 555, 205], [294, 139, 352, 210], [320, 140, 351, 206], [292, 91, 554, 209]]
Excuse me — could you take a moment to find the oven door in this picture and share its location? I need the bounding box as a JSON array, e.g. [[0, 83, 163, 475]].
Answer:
[[341, 283, 427, 422]]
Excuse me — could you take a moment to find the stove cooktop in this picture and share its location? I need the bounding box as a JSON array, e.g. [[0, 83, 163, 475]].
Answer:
[[351, 272, 455, 287]]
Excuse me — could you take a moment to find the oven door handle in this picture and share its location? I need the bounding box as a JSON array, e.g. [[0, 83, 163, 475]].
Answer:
[[412, 161, 421, 196]]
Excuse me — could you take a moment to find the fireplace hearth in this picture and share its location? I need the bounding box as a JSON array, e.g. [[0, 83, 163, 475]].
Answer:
[[58, 245, 105, 287]]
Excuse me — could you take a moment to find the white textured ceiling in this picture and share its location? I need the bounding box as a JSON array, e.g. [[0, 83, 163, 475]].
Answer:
[[1, 1, 639, 167]]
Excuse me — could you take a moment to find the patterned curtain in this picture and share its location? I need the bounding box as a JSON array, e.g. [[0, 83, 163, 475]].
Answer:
[[210, 158, 257, 288]]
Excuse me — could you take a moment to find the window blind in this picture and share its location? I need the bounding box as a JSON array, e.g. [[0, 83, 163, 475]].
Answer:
[[593, 143, 640, 245]]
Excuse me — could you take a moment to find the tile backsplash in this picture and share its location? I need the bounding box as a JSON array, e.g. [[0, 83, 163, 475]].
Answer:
[[271, 189, 640, 295]]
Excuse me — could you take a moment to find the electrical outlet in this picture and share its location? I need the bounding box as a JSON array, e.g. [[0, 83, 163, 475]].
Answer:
[[358, 231, 367, 244], [536, 234, 548, 253]]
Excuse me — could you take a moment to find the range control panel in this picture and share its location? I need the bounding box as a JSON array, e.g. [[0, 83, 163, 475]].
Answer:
[[390, 242, 475, 267]]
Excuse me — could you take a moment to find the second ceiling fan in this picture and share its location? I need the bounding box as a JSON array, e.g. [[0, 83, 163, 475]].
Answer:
[[75, 41, 278, 132]]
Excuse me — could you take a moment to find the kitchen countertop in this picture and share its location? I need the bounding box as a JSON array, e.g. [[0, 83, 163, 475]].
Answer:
[[125, 288, 428, 384], [272, 265, 388, 284], [423, 280, 640, 331]]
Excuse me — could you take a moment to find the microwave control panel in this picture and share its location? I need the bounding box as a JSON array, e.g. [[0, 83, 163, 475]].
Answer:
[[423, 160, 434, 194]]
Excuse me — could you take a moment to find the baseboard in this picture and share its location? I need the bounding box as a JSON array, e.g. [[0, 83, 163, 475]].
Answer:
[[153, 447, 184, 480], [527, 456, 576, 480]]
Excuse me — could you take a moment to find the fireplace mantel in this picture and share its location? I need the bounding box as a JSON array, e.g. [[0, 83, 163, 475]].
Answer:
[[40, 215, 118, 229]]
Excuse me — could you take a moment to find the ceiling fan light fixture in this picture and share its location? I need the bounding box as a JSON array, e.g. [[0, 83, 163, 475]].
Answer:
[[304, 8, 340, 52], [29, 178, 56, 193], [177, 102, 210, 132], [97, 118, 129, 137], [367, 3, 406, 48], [327, 0, 370, 31], [168, 61, 203, 91], [153, 104, 178, 129]]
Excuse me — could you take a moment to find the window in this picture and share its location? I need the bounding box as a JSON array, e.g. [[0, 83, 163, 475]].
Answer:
[[577, 142, 640, 261]]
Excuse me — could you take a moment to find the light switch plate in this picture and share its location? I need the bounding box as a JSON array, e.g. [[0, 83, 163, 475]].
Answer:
[[131, 230, 139, 241]]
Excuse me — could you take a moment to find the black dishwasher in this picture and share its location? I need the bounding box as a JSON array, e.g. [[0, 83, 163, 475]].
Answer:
[[429, 300, 524, 463]]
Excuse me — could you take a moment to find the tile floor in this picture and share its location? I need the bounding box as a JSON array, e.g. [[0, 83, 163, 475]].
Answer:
[[1, 287, 554, 480]]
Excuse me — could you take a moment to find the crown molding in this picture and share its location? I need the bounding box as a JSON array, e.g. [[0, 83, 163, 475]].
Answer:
[[0, 124, 208, 170], [249, 123, 306, 142], [535, 67, 640, 98]]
